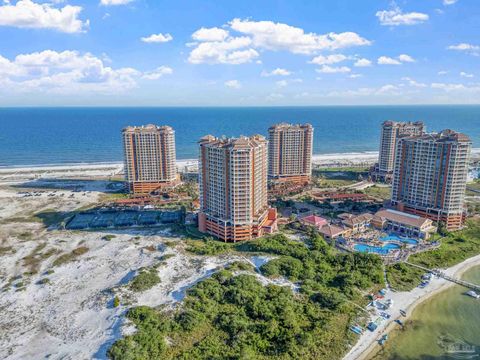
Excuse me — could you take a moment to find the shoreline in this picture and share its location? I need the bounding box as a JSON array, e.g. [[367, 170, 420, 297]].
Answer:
[[343, 254, 480, 360], [1, 148, 479, 174]]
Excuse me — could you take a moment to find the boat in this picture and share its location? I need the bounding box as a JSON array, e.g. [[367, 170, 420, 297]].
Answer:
[[465, 290, 480, 299]]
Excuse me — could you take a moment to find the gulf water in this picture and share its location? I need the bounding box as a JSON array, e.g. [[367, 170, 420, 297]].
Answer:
[[0, 106, 479, 167]]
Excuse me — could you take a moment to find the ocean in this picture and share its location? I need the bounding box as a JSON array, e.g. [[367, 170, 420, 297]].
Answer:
[[0, 106, 479, 167]]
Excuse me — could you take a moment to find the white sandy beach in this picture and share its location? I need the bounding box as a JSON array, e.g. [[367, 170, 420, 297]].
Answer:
[[343, 254, 480, 360]]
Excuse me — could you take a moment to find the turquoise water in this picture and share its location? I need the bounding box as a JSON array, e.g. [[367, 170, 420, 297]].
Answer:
[[0, 106, 479, 166], [379, 234, 419, 245], [354, 243, 401, 255]]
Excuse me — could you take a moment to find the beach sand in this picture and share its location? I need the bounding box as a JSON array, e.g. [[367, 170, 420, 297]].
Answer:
[[343, 254, 480, 360]]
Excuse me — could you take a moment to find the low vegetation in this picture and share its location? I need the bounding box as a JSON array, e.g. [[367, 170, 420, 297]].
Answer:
[[129, 268, 160, 292], [53, 246, 89, 267], [387, 219, 480, 290], [363, 185, 392, 200], [109, 233, 384, 359], [185, 238, 235, 256]]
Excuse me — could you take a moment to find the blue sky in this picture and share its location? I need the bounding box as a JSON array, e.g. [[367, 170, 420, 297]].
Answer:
[[0, 0, 479, 106]]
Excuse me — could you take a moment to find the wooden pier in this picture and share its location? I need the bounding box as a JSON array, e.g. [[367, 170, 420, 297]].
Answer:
[[405, 262, 480, 292]]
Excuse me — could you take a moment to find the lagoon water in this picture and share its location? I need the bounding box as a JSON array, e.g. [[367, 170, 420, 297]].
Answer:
[[370, 265, 480, 360], [0, 106, 479, 167]]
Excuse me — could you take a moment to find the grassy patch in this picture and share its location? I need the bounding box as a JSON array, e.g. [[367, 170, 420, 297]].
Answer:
[[185, 239, 235, 256], [21, 243, 60, 273], [0, 246, 14, 256], [129, 268, 161, 292], [363, 185, 392, 200], [102, 234, 117, 241], [53, 246, 89, 267], [33, 209, 74, 228]]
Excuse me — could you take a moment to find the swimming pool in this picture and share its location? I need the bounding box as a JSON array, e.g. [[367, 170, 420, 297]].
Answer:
[[379, 234, 418, 245], [354, 243, 401, 255]]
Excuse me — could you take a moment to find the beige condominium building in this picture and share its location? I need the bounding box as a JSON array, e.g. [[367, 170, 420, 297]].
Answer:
[[372, 120, 425, 182], [268, 123, 314, 184], [122, 124, 177, 194], [391, 129, 471, 230], [198, 134, 277, 242]]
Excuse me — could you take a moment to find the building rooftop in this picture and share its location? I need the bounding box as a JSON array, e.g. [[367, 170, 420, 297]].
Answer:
[[268, 123, 313, 131], [374, 209, 431, 228], [318, 224, 346, 238], [301, 214, 328, 228], [405, 129, 471, 144], [199, 134, 267, 149], [123, 124, 173, 133], [342, 213, 374, 227]]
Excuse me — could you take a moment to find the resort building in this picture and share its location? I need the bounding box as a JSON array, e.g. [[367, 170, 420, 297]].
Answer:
[[339, 213, 374, 233], [318, 224, 350, 241], [198, 134, 277, 242], [268, 123, 314, 185], [372, 209, 437, 239], [371, 121, 425, 182], [122, 124, 178, 194], [300, 214, 328, 229], [391, 129, 471, 230]]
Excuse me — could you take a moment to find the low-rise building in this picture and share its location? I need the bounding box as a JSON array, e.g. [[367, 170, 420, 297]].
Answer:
[[300, 214, 328, 229], [318, 224, 351, 241], [372, 209, 437, 239], [340, 213, 374, 233]]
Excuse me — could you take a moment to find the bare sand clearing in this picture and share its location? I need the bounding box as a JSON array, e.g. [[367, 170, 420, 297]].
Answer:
[[0, 180, 251, 359]]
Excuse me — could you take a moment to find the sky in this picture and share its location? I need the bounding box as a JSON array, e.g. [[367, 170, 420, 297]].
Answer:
[[0, 0, 479, 106]]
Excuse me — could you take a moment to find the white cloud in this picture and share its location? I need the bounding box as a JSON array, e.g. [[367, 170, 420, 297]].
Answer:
[[309, 54, 347, 65], [0, 50, 171, 94], [266, 92, 284, 101], [192, 27, 229, 42], [431, 82, 468, 91], [188, 36, 259, 64], [142, 66, 173, 80], [275, 80, 288, 87], [447, 43, 479, 56], [261, 68, 291, 77], [229, 18, 371, 54], [377, 84, 400, 94], [460, 71, 474, 78], [378, 56, 401, 65], [349, 74, 363, 78], [443, 0, 458, 5], [141, 33, 173, 43], [438, 70, 448, 75], [224, 79, 241, 89], [188, 19, 370, 65], [402, 77, 426, 87], [316, 65, 351, 73], [0, 0, 88, 33], [376, 5, 429, 26], [100, 0, 134, 6], [354, 58, 372, 67], [378, 54, 415, 65], [398, 54, 415, 63]]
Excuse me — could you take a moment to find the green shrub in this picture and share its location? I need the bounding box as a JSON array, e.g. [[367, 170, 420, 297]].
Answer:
[[129, 269, 160, 292]]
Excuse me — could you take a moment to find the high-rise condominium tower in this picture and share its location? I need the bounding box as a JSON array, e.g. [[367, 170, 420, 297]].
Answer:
[[122, 124, 177, 194], [373, 121, 425, 182], [268, 123, 313, 184], [198, 135, 277, 242], [391, 129, 471, 230]]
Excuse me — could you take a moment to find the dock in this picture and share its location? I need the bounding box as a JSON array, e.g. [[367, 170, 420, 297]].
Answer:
[[405, 262, 480, 292]]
